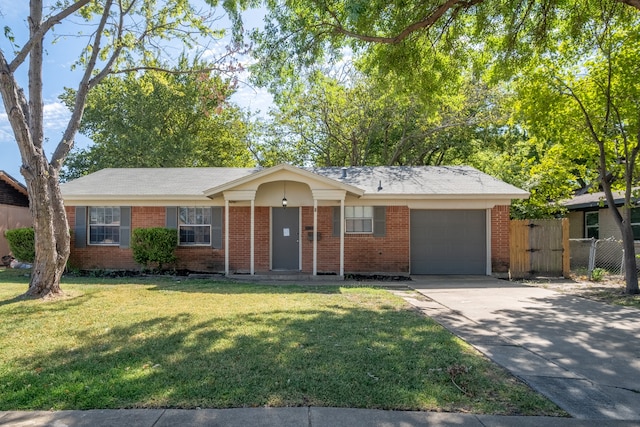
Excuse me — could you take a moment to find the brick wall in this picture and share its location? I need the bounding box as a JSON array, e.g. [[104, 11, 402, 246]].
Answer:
[[67, 204, 511, 275], [67, 206, 226, 272], [301, 206, 410, 274], [301, 206, 338, 273], [227, 207, 270, 272], [491, 205, 511, 273]]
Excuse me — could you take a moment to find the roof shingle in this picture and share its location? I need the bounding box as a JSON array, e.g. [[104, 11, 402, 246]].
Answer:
[[60, 165, 528, 200]]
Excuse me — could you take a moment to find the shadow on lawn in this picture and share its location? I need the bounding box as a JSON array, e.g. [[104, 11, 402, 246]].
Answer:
[[0, 302, 558, 414], [147, 280, 343, 295]]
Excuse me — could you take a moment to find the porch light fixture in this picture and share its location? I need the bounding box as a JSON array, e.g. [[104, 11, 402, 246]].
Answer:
[[282, 182, 287, 208]]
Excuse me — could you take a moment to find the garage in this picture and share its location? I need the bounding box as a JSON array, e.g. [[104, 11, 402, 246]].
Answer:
[[410, 210, 487, 275]]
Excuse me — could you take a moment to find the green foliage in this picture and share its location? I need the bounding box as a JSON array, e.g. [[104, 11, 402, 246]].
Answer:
[[1, 0, 256, 296], [510, 6, 640, 194], [131, 228, 177, 271], [4, 228, 35, 263], [591, 268, 606, 282], [60, 64, 255, 180], [259, 67, 508, 167], [232, 0, 640, 226]]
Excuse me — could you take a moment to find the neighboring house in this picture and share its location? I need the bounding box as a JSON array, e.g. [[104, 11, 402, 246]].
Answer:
[[0, 171, 32, 257], [563, 189, 640, 270], [563, 190, 640, 240], [60, 164, 528, 276]]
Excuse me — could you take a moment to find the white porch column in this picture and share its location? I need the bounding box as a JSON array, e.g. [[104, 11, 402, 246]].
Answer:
[[224, 199, 229, 276], [251, 199, 255, 275], [486, 207, 492, 275], [313, 199, 318, 276], [340, 198, 345, 277]]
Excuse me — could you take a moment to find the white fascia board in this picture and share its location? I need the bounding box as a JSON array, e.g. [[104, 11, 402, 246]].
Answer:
[[361, 192, 529, 200], [62, 195, 220, 206], [406, 199, 514, 209], [311, 189, 347, 200], [223, 190, 256, 201]]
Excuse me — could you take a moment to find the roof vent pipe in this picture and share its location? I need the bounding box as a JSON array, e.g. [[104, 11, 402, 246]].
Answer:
[[341, 167, 347, 179]]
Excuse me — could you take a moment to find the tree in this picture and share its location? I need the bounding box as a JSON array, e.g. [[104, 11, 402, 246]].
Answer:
[[0, 0, 240, 298], [474, 137, 582, 219], [243, 0, 640, 92], [242, 0, 640, 293], [260, 66, 507, 167], [60, 67, 254, 180], [512, 4, 640, 293]]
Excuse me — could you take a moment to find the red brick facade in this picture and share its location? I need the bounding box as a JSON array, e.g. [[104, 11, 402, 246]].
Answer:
[[298, 206, 411, 273], [66, 204, 511, 275], [491, 205, 511, 273]]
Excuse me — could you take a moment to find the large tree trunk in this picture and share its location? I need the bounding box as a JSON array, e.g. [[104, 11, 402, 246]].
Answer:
[[620, 216, 640, 295], [23, 159, 70, 298]]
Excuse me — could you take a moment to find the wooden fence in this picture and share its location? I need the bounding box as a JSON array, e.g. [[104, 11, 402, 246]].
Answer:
[[510, 218, 570, 279], [0, 204, 32, 257]]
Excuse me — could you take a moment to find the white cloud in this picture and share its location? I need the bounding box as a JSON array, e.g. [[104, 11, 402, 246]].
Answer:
[[0, 112, 13, 143], [43, 101, 72, 134], [0, 100, 72, 182], [0, 100, 72, 142], [231, 83, 273, 116]]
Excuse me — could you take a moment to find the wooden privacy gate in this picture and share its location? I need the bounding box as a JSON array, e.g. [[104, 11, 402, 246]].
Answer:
[[510, 219, 570, 279]]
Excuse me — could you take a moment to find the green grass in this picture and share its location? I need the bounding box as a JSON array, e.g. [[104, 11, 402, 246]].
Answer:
[[0, 268, 564, 415], [582, 287, 640, 308]]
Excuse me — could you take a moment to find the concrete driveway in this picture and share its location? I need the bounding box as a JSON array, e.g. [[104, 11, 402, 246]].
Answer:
[[405, 276, 640, 421]]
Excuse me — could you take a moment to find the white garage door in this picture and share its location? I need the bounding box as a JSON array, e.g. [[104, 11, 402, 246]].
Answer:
[[410, 210, 487, 275]]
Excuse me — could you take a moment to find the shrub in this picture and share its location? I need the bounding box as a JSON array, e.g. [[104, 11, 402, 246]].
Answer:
[[591, 267, 606, 282], [131, 228, 177, 271], [4, 227, 35, 262]]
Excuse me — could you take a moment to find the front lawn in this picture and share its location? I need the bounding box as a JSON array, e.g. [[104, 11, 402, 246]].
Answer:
[[0, 268, 564, 415]]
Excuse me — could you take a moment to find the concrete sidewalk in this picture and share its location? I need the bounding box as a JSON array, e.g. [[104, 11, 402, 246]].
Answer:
[[406, 276, 640, 421], [2, 407, 640, 427]]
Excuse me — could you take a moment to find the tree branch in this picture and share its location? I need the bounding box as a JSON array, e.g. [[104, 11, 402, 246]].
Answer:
[[616, 0, 640, 11], [319, 0, 638, 47], [323, 0, 483, 44], [0, 50, 37, 173], [51, 0, 115, 169], [9, 0, 92, 72], [556, 76, 623, 224], [29, 0, 44, 150]]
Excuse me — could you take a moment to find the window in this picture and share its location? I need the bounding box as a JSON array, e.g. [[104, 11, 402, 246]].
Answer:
[[631, 208, 640, 240], [585, 211, 599, 239], [89, 207, 120, 245], [179, 207, 211, 245], [345, 206, 373, 233]]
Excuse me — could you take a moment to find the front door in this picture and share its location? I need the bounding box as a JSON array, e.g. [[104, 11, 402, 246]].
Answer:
[[272, 207, 300, 270]]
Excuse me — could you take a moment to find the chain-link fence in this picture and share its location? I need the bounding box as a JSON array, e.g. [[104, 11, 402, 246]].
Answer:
[[569, 237, 633, 278]]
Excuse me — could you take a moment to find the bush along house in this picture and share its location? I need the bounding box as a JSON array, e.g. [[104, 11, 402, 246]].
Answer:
[[0, 170, 32, 258], [60, 164, 528, 277]]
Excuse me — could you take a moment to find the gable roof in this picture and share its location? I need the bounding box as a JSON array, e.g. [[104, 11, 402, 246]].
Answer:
[[0, 170, 28, 197], [203, 163, 365, 198], [60, 164, 528, 202]]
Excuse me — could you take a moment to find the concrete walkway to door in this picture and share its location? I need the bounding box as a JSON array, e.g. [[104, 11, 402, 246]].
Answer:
[[406, 276, 640, 421]]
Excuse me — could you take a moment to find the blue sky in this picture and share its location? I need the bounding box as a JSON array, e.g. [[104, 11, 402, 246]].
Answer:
[[0, 1, 272, 183]]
